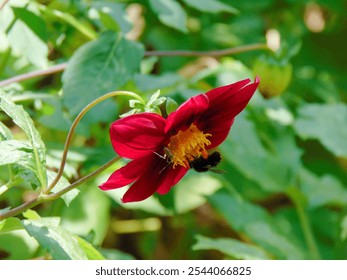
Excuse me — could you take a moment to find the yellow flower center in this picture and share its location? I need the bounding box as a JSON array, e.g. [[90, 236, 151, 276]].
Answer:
[[167, 124, 211, 168]]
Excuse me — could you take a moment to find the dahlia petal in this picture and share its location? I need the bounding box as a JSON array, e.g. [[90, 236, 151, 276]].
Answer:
[[121, 155, 172, 203], [205, 119, 234, 149], [205, 78, 251, 101], [200, 78, 259, 148], [110, 113, 166, 159], [156, 166, 188, 195], [165, 94, 209, 134], [206, 78, 259, 121], [98, 154, 153, 191]]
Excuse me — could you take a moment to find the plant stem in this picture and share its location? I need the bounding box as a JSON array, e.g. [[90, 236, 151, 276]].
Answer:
[[0, 43, 268, 87], [46, 156, 120, 201], [147, 43, 268, 57], [0, 63, 67, 87], [295, 202, 321, 259], [288, 189, 321, 260], [43, 90, 144, 194], [0, 0, 9, 11], [0, 156, 120, 221]]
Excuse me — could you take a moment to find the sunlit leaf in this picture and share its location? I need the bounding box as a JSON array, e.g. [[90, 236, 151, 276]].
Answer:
[[47, 170, 79, 207], [0, 229, 39, 260], [76, 236, 105, 260], [174, 173, 222, 214], [0, 217, 23, 233], [12, 7, 47, 41], [7, 20, 48, 68], [23, 218, 88, 260], [0, 140, 36, 170], [0, 91, 47, 187], [99, 248, 135, 260], [0, 121, 13, 140]]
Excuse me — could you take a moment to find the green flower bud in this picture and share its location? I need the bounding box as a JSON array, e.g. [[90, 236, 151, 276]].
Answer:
[[253, 54, 293, 99]]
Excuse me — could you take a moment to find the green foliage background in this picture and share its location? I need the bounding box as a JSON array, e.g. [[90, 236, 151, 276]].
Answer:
[[0, 0, 347, 260]]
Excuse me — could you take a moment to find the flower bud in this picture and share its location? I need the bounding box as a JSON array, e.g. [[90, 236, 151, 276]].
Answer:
[[253, 54, 292, 99]]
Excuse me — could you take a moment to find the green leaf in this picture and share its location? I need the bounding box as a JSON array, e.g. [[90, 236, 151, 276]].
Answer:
[[208, 190, 306, 259], [11, 7, 47, 42], [221, 114, 301, 192], [294, 104, 347, 157], [174, 173, 222, 214], [341, 215, 347, 241], [47, 170, 79, 207], [299, 169, 347, 208], [134, 73, 182, 92], [61, 186, 109, 245], [165, 97, 178, 115], [92, 2, 132, 33], [62, 31, 144, 116], [0, 140, 36, 170], [148, 0, 188, 33], [7, 20, 48, 68], [76, 236, 105, 260], [99, 248, 135, 260], [23, 209, 42, 220], [193, 235, 271, 260], [183, 0, 238, 14], [23, 218, 88, 260], [0, 92, 47, 187], [0, 121, 13, 140], [0, 218, 23, 233], [0, 229, 39, 260]]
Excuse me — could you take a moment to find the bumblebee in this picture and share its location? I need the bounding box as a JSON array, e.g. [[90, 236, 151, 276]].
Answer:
[[189, 151, 222, 173]]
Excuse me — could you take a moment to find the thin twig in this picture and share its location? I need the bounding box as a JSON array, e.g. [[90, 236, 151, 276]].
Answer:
[[0, 0, 9, 12], [147, 43, 267, 57], [0, 44, 268, 87], [0, 63, 67, 87]]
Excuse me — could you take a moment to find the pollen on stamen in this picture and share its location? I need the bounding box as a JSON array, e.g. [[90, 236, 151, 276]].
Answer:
[[167, 124, 211, 168]]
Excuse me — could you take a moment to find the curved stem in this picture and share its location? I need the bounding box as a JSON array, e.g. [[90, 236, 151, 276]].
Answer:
[[0, 156, 120, 220], [0, 43, 268, 87], [43, 90, 144, 194]]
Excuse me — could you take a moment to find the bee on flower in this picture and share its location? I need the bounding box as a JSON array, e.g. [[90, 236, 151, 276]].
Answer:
[[99, 78, 259, 203]]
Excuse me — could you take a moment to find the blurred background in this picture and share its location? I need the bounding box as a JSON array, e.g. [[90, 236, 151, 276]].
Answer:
[[0, 0, 346, 260]]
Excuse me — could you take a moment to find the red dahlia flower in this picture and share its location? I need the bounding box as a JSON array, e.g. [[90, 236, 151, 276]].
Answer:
[[99, 78, 259, 202]]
